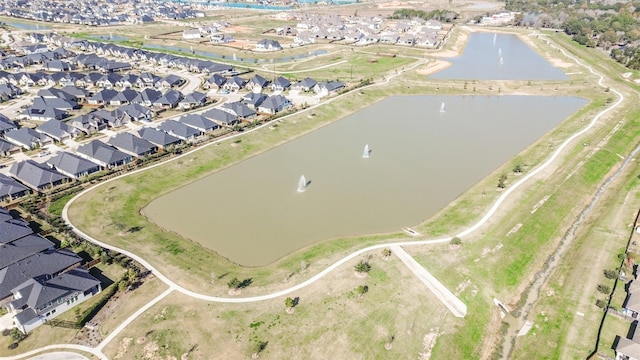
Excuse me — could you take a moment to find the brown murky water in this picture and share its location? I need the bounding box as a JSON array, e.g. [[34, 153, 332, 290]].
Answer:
[[143, 95, 587, 266]]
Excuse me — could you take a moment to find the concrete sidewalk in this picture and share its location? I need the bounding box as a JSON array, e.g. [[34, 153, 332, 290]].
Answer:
[[391, 245, 467, 318]]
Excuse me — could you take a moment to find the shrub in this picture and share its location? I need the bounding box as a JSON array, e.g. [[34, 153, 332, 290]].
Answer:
[[604, 269, 618, 279], [595, 299, 607, 308], [227, 277, 241, 289], [355, 261, 371, 273], [597, 284, 611, 294], [450, 237, 462, 245]]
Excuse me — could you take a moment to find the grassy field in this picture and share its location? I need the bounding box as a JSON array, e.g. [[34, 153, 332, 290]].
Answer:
[[60, 26, 640, 359], [102, 252, 460, 359]]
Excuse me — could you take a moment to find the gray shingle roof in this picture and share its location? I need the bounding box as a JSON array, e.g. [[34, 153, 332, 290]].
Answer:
[[8, 160, 69, 190], [178, 114, 219, 132], [0, 220, 33, 245], [137, 127, 182, 148], [158, 120, 202, 140], [5, 128, 51, 149], [107, 132, 157, 157], [36, 119, 80, 141], [0, 173, 29, 200], [76, 140, 133, 168], [202, 108, 238, 126], [0, 248, 82, 300], [0, 234, 53, 269], [47, 152, 102, 179], [222, 102, 256, 118]]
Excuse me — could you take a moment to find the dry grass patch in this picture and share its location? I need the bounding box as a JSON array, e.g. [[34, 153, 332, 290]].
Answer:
[[103, 252, 460, 359]]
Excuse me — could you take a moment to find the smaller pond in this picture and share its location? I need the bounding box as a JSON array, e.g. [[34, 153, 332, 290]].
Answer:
[[430, 32, 568, 81], [2, 20, 50, 30], [144, 43, 328, 64], [211, 2, 292, 10], [86, 34, 130, 42]]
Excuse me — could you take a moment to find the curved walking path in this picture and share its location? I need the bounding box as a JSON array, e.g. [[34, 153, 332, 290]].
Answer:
[[15, 33, 622, 360]]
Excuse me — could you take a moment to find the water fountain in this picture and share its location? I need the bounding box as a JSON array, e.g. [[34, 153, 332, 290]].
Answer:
[[499, 56, 504, 65], [233, 53, 237, 61], [498, 48, 502, 56], [109, 32, 113, 41], [493, 33, 497, 45], [362, 144, 370, 158], [439, 102, 446, 113], [297, 175, 307, 192]]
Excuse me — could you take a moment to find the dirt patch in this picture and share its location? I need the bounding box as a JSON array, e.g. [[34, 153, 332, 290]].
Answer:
[[114, 337, 133, 360], [414, 60, 452, 76], [418, 328, 440, 360]]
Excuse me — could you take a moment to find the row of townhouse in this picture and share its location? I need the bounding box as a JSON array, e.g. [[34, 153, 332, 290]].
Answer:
[[291, 13, 442, 47], [204, 74, 345, 97], [0, 206, 101, 334], [0, 0, 202, 26]]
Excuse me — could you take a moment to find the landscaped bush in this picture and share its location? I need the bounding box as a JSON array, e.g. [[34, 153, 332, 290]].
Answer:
[[597, 284, 611, 294], [595, 299, 607, 308], [604, 269, 618, 279]]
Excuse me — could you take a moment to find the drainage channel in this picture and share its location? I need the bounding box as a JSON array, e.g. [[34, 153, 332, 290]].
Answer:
[[499, 143, 640, 359]]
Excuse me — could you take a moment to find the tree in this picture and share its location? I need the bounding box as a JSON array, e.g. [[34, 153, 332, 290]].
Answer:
[[513, 162, 524, 173], [597, 284, 611, 294], [603, 269, 617, 279], [356, 285, 369, 297], [284, 297, 295, 309], [118, 280, 129, 292], [381, 248, 392, 257], [227, 277, 241, 289], [450, 237, 462, 245], [497, 173, 507, 188], [355, 261, 371, 273]]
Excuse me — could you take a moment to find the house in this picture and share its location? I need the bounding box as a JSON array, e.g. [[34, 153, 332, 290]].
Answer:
[[256, 39, 283, 51], [257, 95, 291, 115], [158, 120, 203, 141], [614, 336, 640, 360], [137, 127, 182, 149], [76, 140, 134, 169], [20, 107, 68, 122], [0, 115, 18, 135], [0, 139, 19, 157], [109, 88, 139, 106], [182, 29, 202, 40], [8, 160, 69, 191], [132, 88, 162, 107], [245, 74, 270, 92], [43, 60, 71, 72], [210, 34, 234, 44], [32, 96, 78, 111], [242, 92, 268, 109], [222, 76, 247, 92], [107, 133, 157, 157], [47, 152, 102, 179], [152, 89, 184, 109], [113, 104, 153, 123], [157, 74, 185, 89], [313, 81, 345, 96], [221, 101, 257, 119], [36, 119, 82, 142], [0, 173, 30, 201], [269, 76, 291, 92], [290, 77, 317, 92], [202, 108, 239, 127], [179, 114, 219, 133], [91, 109, 126, 128], [88, 89, 119, 105], [68, 114, 108, 134], [204, 74, 226, 90], [179, 91, 207, 110], [4, 128, 53, 150], [7, 267, 101, 334]]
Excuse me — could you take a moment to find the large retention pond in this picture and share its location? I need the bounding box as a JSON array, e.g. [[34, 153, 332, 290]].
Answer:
[[144, 95, 587, 266]]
